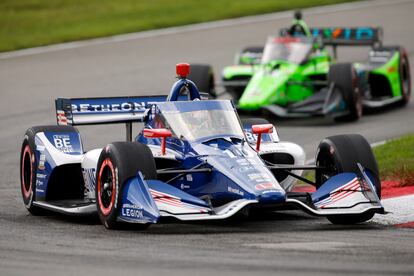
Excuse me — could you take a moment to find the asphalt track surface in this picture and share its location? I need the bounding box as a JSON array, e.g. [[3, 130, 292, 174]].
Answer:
[[1, 0, 414, 275]]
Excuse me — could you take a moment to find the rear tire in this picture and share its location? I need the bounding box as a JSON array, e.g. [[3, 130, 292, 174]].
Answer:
[[399, 47, 411, 105], [20, 125, 79, 215], [328, 63, 363, 122], [96, 142, 156, 230], [188, 64, 216, 98], [315, 134, 380, 224], [240, 117, 270, 126]]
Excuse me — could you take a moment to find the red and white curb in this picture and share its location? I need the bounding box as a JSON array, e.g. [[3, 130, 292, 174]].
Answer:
[[372, 193, 414, 228]]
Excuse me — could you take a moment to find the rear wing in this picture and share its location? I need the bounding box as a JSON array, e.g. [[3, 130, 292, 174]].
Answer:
[[55, 96, 171, 126], [279, 26, 382, 47], [310, 27, 383, 47]]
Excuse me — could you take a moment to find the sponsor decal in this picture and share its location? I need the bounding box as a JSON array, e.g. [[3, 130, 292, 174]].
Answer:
[[239, 165, 255, 173], [71, 102, 147, 113], [228, 186, 244, 196], [248, 173, 271, 183], [311, 27, 376, 41], [255, 182, 277, 191], [38, 155, 46, 170], [36, 179, 44, 187], [186, 174, 193, 181], [114, 167, 119, 207], [236, 158, 258, 166], [53, 134, 74, 153], [180, 184, 190, 190], [236, 159, 250, 166], [245, 131, 273, 144], [121, 204, 144, 219], [36, 145, 45, 151], [247, 158, 257, 164], [36, 173, 46, 179]]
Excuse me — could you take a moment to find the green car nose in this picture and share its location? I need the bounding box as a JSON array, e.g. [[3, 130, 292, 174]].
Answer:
[[239, 71, 288, 110]]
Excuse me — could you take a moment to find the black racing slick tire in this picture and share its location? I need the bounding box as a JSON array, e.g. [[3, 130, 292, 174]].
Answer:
[[399, 47, 411, 105], [188, 64, 216, 98], [315, 134, 380, 224], [328, 63, 363, 122], [95, 142, 156, 230], [20, 125, 79, 215]]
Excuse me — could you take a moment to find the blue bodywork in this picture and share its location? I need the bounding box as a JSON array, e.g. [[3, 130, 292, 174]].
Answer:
[[33, 131, 83, 201], [111, 78, 287, 223]]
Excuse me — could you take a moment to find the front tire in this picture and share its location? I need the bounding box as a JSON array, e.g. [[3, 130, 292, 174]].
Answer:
[[96, 142, 156, 230], [328, 63, 363, 122], [315, 134, 380, 224]]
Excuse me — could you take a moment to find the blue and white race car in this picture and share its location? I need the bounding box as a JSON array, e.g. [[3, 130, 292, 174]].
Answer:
[[20, 63, 384, 229]]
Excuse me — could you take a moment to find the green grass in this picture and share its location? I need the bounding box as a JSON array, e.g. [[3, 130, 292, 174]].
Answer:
[[0, 0, 357, 52], [374, 134, 414, 185]]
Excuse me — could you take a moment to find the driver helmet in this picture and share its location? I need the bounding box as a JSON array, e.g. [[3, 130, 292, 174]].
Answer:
[[289, 10, 311, 37]]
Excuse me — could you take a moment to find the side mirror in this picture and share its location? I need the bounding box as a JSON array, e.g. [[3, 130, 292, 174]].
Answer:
[[252, 124, 273, 151], [143, 128, 172, 155]]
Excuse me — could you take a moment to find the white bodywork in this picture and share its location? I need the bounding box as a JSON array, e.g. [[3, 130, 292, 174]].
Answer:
[[258, 141, 306, 191]]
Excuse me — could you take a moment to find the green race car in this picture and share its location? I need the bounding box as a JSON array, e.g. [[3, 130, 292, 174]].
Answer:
[[221, 11, 411, 121]]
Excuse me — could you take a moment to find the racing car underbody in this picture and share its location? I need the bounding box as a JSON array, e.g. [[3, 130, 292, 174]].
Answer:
[[20, 64, 384, 229]]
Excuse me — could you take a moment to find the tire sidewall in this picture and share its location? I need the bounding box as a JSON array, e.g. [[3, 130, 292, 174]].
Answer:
[[329, 64, 362, 121], [400, 48, 411, 103], [351, 68, 363, 119], [20, 135, 36, 208], [96, 145, 121, 229]]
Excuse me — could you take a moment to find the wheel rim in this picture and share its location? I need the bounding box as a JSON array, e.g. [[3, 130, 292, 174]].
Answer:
[[21, 145, 32, 199], [97, 158, 116, 216], [401, 56, 410, 100]]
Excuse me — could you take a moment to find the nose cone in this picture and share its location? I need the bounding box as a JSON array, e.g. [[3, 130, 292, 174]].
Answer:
[[254, 182, 286, 204], [257, 190, 286, 204], [238, 69, 289, 110], [193, 140, 287, 205]]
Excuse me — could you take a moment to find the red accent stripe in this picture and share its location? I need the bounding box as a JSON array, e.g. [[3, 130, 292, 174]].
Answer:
[[395, 221, 414, 229], [330, 182, 360, 200], [155, 198, 182, 207], [332, 179, 359, 192], [150, 189, 180, 199], [321, 182, 361, 208]]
